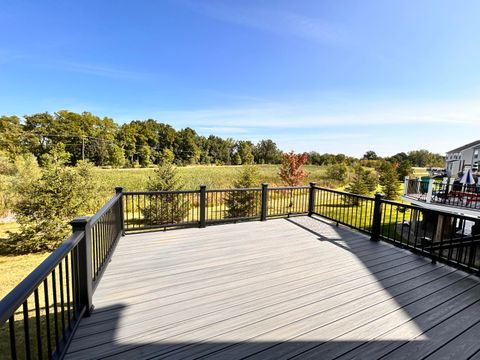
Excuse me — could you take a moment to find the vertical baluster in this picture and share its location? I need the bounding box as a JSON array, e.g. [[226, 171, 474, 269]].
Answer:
[[358, 198, 364, 230], [95, 226, 100, 278], [381, 202, 388, 239], [58, 262, 66, 337], [9, 315, 17, 360], [91, 226, 95, 281], [65, 255, 71, 330], [334, 193, 339, 222], [43, 279, 52, 357], [51, 271, 59, 353], [387, 204, 393, 241], [125, 194, 129, 230], [22, 301, 31, 360], [400, 206, 406, 244], [34, 289, 43, 360]]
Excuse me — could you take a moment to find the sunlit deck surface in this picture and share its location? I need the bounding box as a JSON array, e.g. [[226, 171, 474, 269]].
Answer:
[[66, 217, 480, 360]]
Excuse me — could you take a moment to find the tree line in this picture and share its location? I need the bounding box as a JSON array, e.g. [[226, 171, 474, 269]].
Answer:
[[0, 110, 445, 168]]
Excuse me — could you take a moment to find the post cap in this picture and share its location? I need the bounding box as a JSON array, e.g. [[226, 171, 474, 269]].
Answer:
[[200, 184, 206, 189], [262, 183, 268, 187], [70, 216, 90, 230], [310, 182, 317, 186], [115, 186, 123, 193], [374, 193, 384, 198]]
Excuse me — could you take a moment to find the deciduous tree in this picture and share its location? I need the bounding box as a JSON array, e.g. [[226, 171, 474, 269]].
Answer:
[[279, 151, 308, 186]]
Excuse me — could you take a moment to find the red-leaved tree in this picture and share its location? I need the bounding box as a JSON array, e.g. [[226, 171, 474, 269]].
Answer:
[[279, 151, 308, 186]]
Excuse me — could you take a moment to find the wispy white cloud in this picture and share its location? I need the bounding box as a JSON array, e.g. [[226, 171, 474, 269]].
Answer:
[[157, 98, 480, 129], [182, 1, 346, 44], [57, 61, 153, 80]]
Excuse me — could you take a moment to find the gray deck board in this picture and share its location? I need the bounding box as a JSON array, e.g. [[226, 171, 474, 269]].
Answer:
[[65, 216, 480, 360]]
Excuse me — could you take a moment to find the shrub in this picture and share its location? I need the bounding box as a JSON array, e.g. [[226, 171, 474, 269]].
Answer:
[[326, 163, 349, 183]]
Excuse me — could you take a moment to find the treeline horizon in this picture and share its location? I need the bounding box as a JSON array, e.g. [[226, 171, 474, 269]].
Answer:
[[0, 110, 445, 168]]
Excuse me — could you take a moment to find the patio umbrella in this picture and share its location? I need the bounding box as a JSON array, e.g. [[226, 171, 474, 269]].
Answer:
[[460, 168, 476, 185]]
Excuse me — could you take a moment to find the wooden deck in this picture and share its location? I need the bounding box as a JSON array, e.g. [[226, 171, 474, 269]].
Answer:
[[65, 217, 480, 360]]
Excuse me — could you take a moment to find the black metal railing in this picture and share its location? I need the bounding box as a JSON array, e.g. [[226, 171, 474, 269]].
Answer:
[[89, 187, 124, 291], [310, 185, 480, 274], [266, 186, 309, 218], [122, 184, 312, 232], [0, 190, 123, 360], [206, 188, 262, 224], [123, 190, 201, 231], [378, 200, 480, 273], [312, 186, 375, 234]]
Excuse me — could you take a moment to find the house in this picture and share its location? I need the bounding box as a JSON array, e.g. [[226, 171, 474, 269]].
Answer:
[[445, 140, 480, 176]]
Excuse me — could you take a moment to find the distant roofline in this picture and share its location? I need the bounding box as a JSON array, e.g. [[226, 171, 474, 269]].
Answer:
[[447, 140, 480, 153]]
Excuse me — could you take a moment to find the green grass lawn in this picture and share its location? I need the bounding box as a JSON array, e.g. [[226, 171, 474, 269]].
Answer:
[[0, 252, 50, 300]]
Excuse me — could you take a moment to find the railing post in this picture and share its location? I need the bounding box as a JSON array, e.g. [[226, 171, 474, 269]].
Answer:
[[403, 176, 409, 196], [70, 217, 93, 317], [199, 185, 206, 228], [261, 183, 268, 221], [370, 193, 384, 241], [308, 182, 317, 216], [115, 186, 125, 235], [426, 179, 434, 203]]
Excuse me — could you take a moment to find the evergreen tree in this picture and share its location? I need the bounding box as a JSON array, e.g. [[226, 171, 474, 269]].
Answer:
[[4, 161, 96, 253], [346, 166, 369, 196], [379, 162, 400, 199], [397, 160, 413, 180], [225, 165, 260, 218], [142, 162, 190, 225]]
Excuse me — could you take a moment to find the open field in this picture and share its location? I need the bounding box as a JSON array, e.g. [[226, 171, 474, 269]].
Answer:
[[93, 164, 332, 192]]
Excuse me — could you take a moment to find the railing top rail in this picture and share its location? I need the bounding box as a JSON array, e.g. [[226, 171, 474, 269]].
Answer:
[[89, 192, 122, 226], [313, 186, 374, 201], [0, 230, 84, 324], [269, 186, 310, 190], [206, 187, 262, 192], [123, 190, 199, 195]]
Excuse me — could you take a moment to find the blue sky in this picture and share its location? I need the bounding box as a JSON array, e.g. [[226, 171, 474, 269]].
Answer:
[[1, 0, 480, 156]]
